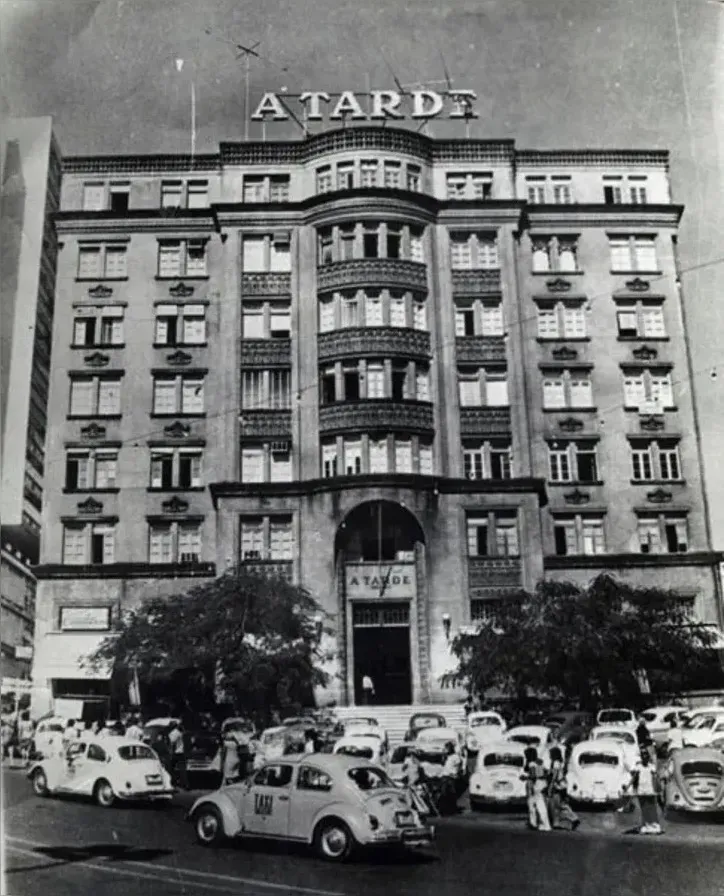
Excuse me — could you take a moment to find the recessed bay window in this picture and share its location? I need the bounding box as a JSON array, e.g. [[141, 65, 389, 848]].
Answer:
[[458, 367, 509, 407], [320, 434, 433, 477], [242, 233, 291, 272], [241, 300, 291, 339], [318, 289, 428, 332], [317, 222, 425, 265], [240, 368, 291, 409]]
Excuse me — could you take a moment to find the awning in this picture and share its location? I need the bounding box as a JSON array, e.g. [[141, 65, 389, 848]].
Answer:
[[33, 633, 114, 681]]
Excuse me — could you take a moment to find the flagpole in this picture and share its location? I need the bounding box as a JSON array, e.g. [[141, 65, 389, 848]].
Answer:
[[191, 81, 197, 162]]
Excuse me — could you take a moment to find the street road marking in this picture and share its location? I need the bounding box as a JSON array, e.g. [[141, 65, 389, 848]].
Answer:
[[6, 836, 345, 896]]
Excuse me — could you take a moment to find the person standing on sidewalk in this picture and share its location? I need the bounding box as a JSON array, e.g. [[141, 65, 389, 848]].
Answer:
[[547, 746, 580, 831], [168, 722, 189, 791], [634, 750, 663, 835], [522, 747, 551, 831]]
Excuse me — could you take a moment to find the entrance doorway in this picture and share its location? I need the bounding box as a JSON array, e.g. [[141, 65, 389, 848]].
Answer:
[[352, 602, 412, 705]]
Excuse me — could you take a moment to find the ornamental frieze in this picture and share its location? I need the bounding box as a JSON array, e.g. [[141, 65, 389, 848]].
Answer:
[[632, 345, 658, 361], [239, 339, 291, 367], [468, 557, 522, 591], [161, 496, 189, 514], [318, 328, 431, 362], [646, 488, 673, 504], [83, 352, 110, 368], [241, 272, 292, 296], [166, 349, 194, 366], [239, 409, 292, 438], [318, 400, 434, 435], [163, 421, 191, 439], [459, 406, 512, 437], [625, 277, 651, 292], [454, 336, 506, 365], [169, 282, 195, 298], [639, 415, 666, 432], [317, 259, 427, 293], [80, 422, 107, 441], [88, 284, 113, 299], [450, 269, 501, 296], [77, 497, 103, 514]]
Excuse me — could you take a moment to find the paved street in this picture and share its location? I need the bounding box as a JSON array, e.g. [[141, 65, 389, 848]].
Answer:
[[3, 767, 724, 896]]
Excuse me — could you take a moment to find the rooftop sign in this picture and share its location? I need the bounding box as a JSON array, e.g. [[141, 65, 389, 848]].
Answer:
[[251, 89, 479, 123]]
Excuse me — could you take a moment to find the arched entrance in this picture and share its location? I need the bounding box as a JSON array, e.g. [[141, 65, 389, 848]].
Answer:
[[335, 501, 426, 706]]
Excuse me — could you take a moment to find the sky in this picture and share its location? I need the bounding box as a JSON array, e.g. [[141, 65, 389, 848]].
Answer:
[[1, 0, 723, 541]]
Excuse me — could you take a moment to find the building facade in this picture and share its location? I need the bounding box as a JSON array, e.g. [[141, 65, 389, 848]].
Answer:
[[32, 127, 723, 715], [1, 118, 61, 680]]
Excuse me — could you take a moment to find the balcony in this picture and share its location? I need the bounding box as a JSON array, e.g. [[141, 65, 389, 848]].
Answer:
[[239, 409, 292, 438], [318, 400, 434, 435], [318, 328, 431, 362], [317, 259, 427, 293], [468, 557, 522, 596], [455, 336, 506, 365], [241, 272, 292, 296], [451, 269, 501, 296], [240, 339, 291, 367], [459, 406, 512, 436], [240, 559, 293, 582]]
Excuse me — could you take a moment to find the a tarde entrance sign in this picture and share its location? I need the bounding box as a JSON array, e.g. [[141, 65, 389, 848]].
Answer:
[[251, 89, 479, 123], [345, 563, 416, 599]]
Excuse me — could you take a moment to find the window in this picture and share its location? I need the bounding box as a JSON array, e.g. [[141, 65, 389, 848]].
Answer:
[[157, 240, 207, 278], [69, 376, 122, 417], [446, 172, 493, 199], [240, 369, 291, 409], [240, 516, 293, 561], [322, 442, 338, 478], [82, 183, 105, 211], [336, 162, 354, 190], [369, 437, 388, 473], [241, 447, 264, 483], [463, 440, 512, 480], [365, 363, 385, 398], [603, 176, 622, 204], [604, 175, 648, 204], [458, 368, 508, 407], [553, 514, 606, 555], [410, 229, 424, 263], [161, 180, 183, 207], [622, 369, 674, 410], [547, 441, 598, 483], [242, 234, 291, 272], [628, 177, 648, 204], [365, 293, 383, 327], [526, 177, 546, 204], [77, 244, 127, 280], [569, 375, 593, 408], [389, 294, 406, 328], [317, 222, 423, 264], [383, 161, 401, 188], [530, 236, 579, 273], [150, 448, 203, 489], [609, 235, 658, 272], [241, 301, 290, 339], [316, 166, 333, 193], [65, 449, 118, 490], [616, 303, 666, 339], [412, 298, 427, 330], [551, 177, 573, 204], [532, 239, 552, 273], [467, 512, 519, 557], [456, 299, 504, 337], [73, 306, 124, 346], [241, 443, 291, 483], [149, 522, 202, 563], [419, 442, 433, 475], [395, 439, 412, 473], [319, 297, 335, 332], [187, 181, 208, 208], [62, 522, 115, 565], [406, 165, 421, 192], [450, 233, 500, 269], [637, 514, 688, 554], [243, 174, 290, 202], [542, 376, 565, 409], [360, 160, 378, 187], [155, 303, 206, 345], [630, 440, 681, 481], [536, 303, 587, 340], [297, 766, 333, 792], [542, 371, 593, 409], [343, 438, 362, 475], [152, 375, 205, 415]]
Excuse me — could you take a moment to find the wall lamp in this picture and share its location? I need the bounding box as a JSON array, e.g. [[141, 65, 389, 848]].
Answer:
[[442, 612, 451, 642]]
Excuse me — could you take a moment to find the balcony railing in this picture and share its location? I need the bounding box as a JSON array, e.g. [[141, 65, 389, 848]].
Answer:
[[239, 409, 292, 438], [468, 556, 522, 596], [241, 272, 292, 296], [240, 339, 291, 367], [318, 328, 431, 362], [318, 400, 434, 435], [317, 259, 427, 293], [459, 406, 512, 436], [455, 336, 507, 364], [451, 269, 501, 295], [240, 559, 293, 582]]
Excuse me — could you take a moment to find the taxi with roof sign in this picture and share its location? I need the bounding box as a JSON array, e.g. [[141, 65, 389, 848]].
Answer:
[[187, 753, 435, 861]]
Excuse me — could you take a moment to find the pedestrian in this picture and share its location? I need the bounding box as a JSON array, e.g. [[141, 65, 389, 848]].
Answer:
[[361, 674, 375, 706], [220, 730, 240, 785], [547, 745, 580, 831], [441, 741, 462, 812], [463, 695, 473, 719], [125, 716, 143, 740], [522, 746, 551, 831], [62, 719, 78, 749], [636, 719, 655, 763], [168, 722, 188, 790], [634, 750, 663, 835], [303, 729, 316, 754], [17, 712, 34, 763]]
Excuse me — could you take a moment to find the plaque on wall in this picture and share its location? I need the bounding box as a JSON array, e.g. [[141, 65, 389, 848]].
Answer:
[[59, 606, 112, 631]]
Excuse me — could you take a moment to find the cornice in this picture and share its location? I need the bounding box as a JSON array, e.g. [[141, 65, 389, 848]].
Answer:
[[524, 205, 683, 229], [34, 561, 216, 580], [299, 190, 439, 227], [55, 212, 217, 236], [63, 155, 220, 175], [544, 551, 723, 570], [517, 149, 669, 168], [438, 203, 525, 227]]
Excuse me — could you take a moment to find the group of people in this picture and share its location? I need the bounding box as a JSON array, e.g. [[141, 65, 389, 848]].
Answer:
[[400, 741, 464, 816]]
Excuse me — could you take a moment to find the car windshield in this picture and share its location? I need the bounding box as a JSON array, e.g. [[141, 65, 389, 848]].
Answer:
[[510, 735, 541, 746], [641, 711, 658, 722], [471, 717, 501, 727], [347, 767, 392, 791], [390, 746, 410, 763], [337, 744, 374, 759], [596, 731, 635, 744], [118, 744, 155, 761], [347, 718, 376, 727], [578, 752, 619, 767], [412, 715, 444, 729], [681, 761, 723, 777], [483, 752, 524, 768], [598, 710, 632, 724]]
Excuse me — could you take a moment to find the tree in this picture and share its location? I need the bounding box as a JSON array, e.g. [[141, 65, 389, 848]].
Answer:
[[87, 567, 329, 725], [442, 574, 720, 710]]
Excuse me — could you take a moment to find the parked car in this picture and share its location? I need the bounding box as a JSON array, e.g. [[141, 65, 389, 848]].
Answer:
[[544, 711, 593, 736], [504, 726, 554, 766], [464, 711, 507, 754], [638, 706, 688, 744], [565, 741, 629, 806], [186, 727, 222, 778], [468, 741, 527, 810], [682, 714, 724, 749], [28, 736, 174, 807], [186, 754, 434, 861], [403, 712, 447, 742], [30, 717, 66, 759], [387, 743, 415, 786], [414, 727, 467, 792], [661, 747, 724, 813], [342, 717, 389, 748], [595, 708, 637, 729], [588, 726, 640, 768], [333, 734, 387, 765]]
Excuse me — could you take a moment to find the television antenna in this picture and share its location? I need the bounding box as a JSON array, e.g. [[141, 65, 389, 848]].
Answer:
[[438, 50, 476, 139]]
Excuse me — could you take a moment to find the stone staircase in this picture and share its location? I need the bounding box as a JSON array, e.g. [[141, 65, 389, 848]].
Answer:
[[334, 703, 468, 746]]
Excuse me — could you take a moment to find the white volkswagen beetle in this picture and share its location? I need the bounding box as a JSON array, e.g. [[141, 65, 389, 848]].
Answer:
[[589, 726, 640, 768], [187, 753, 434, 862], [468, 741, 527, 809], [464, 711, 507, 754], [565, 740, 629, 805], [333, 734, 388, 765], [504, 726, 554, 767], [28, 736, 174, 807], [595, 708, 637, 730]]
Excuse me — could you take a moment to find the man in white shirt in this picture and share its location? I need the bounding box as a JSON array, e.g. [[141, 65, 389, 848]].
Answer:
[[361, 674, 375, 706], [125, 716, 143, 740]]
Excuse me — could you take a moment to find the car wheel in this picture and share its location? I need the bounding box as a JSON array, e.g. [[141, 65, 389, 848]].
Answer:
[[32, 768, 49, 797], [94, 779, 115, 808], [314, 818, 355, 862], [194, 805, 225, 846]]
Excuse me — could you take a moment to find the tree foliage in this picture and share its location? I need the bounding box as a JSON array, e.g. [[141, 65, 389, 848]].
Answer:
[[87, 567, 329, 723], [442, 574, 720, 709]]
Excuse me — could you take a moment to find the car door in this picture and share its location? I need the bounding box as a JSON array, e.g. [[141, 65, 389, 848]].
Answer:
[[241, 763, 294, 838], [287, 764, 334, 840], [61, 741, 90, 793]]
